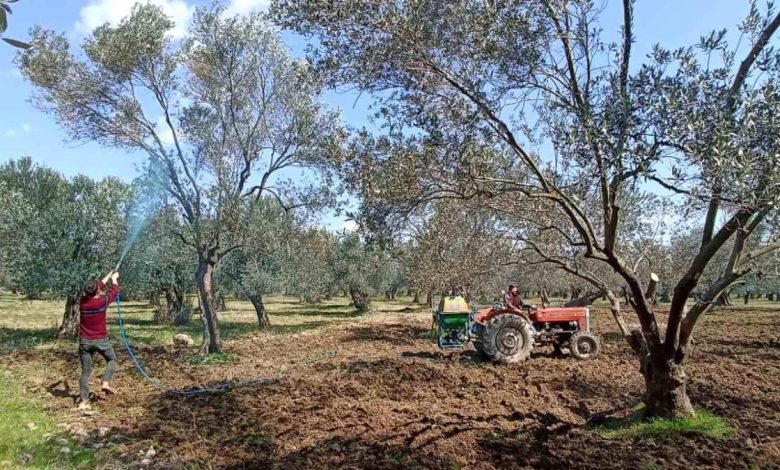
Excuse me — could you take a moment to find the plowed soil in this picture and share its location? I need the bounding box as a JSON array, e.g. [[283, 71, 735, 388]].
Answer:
[[5, 303, 780, 469]]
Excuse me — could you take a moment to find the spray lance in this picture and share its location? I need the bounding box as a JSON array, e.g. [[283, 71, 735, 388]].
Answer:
[[111, 244, 132, 276], [114, 253, 127, 274]]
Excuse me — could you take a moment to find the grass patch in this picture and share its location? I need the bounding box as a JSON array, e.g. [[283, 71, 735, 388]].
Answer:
[[0, 370, 94, 469], [591, 408, 735, 440], [187, 352, 239, 365], [0, 293, 427, 353]]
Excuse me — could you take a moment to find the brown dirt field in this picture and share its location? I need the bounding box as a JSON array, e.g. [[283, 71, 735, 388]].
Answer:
[[4, 304, 780, 469]]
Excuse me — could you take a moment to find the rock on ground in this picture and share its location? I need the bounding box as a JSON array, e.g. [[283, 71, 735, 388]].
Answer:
[[173, 334, 194, 348]]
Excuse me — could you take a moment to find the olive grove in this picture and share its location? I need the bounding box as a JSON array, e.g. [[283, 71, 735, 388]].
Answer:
[[275, 0, 780, 417]]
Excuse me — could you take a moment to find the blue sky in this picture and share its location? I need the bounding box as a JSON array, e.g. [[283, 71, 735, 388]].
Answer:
[[0, 0, 754, 229]]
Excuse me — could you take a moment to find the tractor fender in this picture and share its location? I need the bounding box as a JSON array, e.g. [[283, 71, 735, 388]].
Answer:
[[474, 306, 532, 326], [474, 307, 497, 324]]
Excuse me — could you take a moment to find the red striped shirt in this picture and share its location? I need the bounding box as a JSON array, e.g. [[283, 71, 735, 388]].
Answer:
[[79, 281, 120, 340]]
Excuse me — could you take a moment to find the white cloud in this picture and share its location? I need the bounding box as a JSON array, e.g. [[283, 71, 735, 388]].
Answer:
[[341, 220, 359, 233], [3, 124, 33, 138], [155, 115, 176, 146], [224, 0, 271, 17], [76, 0, 195, 39]]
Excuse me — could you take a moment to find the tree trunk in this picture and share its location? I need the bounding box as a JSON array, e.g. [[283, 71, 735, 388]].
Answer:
[[350, 287, 370, 313], [172, 287, 188, 325], [215, 291, 228, 311], [413, 291, 420, 304], [645, 273, 659, 307], [196, 257, 222, 354], [768, 292, 775, 301], [426, 289, 433, 308], [149, 290, 160, 306], [540, 288, 551, 308], [641, 358, 694, 418], [384, 290, 391, 301], [743, 292, 750, 304], [154, 293, 174, 325], [57, 296, 80, 338], [155, 287, 186, 325], [605, 289, 631, 338], [248, 293, 270, 329], [569, 286, 582, 301], [564, 290, 602, 307], [715, 292, 733, 306]]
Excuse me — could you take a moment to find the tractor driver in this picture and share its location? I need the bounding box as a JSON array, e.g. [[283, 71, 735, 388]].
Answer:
[[504, 283, 525, 314]]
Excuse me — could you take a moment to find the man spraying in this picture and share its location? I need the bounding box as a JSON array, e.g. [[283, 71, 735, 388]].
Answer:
[[77, 270, 120, 411]]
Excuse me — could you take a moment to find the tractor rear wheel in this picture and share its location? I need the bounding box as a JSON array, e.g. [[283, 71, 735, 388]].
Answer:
[[570, 332, 600, 360], [479, 314, 533, 363]]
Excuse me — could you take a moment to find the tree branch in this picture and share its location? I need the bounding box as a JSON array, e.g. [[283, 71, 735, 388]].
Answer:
[[726, 9, 780, 112]]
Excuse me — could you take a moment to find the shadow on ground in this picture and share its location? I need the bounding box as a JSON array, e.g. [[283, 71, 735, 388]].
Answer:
[[0, 326, 58, 353], [341, 324, 431, 346]]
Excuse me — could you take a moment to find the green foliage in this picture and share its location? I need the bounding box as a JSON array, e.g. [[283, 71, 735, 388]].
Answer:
[[333, 233, 381, 293], [0, 370, 94, 469], [591, 408, 735, 440], [0, 158, 129, 299], [280, 228, 338, 302], [405, 202, 516, 299], [121, 206, 194, 300], [218, 197, 299, 300]]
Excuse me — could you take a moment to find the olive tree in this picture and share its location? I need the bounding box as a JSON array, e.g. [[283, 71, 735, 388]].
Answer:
[[276, 0, 780, 417], [280, 228, 338, 302], [19, 4, 340, 353], [121, 206, 195, 325], [330, 231, 394, 313], [0, 158, 129, 337], [218, 197, 301, 328], [401, 201, 520, 306]]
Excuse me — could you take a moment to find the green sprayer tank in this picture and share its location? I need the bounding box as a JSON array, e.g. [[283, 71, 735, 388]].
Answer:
[[434, 295, 472, 349]]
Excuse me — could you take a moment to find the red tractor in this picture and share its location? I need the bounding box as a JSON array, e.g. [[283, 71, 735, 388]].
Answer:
[[472, 304, 600, 362], [433, 296, 601, 362]]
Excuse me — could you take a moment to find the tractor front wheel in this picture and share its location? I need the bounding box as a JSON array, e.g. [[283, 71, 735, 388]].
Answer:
[[570, 332, 601, 360], [478, 314, 533, 363]]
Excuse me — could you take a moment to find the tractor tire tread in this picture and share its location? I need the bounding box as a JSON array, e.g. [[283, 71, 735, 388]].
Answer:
[[479, 314, 533, 363], [570, 332, 601, 360]]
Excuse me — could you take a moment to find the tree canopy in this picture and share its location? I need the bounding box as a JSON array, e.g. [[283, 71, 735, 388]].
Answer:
[[18, 3, 343, 352]]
